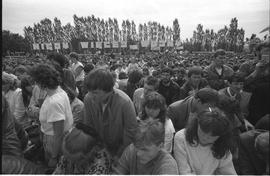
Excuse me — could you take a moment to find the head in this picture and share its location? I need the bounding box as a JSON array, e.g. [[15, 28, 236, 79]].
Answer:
[[193, 88, 219, 113], [128, 69, 143, 85], [217, 94, 240, 121], [185, 107, 233, 159], [69, 52, 79, 63], [140, 91, 166, 124], [84, 68, 114, 103], [227, 73, 245, 93], [46, 52, 68, 69], [213, 49, 226, 68], [142, 67, 150, 77], [187, 66, 203, 87], [118, 71, 127, 80], [134, 119, 165, 164], [143, 76, 159, 96], [2, 72, 17, 92], [62, 128, 96, 163], [160, 67, 173, 85], [14, 65, 28, 80], [29, 64, 60, 90], [84, 63, 95, 76]]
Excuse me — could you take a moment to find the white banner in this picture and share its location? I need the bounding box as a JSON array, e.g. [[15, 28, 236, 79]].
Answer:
[[54, 43, 61, 50], [112, 41, 119, 48], [167, 40, 174, 47], [91, 42, 95, 48], [80, 42, 89, 49], [141, 40, 150, 47], [151, 41, 159, 50], [121, 41, 127, 48], [129, 45, 138, 50], [62, 42, 69, 49], [41, 43, 45, 50], [104, 41, 111, 48], [159, 40, 166, 47], [33, 43, 40, 50], [45, 43, 53, 50], [96, 42, 102, 49]]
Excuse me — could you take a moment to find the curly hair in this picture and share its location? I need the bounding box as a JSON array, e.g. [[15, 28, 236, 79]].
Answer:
[[29, 64, 60, 90], [47, 52, 68, 68], [185, 107, 234, 159], [140, 91, 166, 124]]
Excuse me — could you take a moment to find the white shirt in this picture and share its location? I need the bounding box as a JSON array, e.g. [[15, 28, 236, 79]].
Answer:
[[71, 62, 85, 82], [164, 118, 175, 153], [39, 87, 74, 136]]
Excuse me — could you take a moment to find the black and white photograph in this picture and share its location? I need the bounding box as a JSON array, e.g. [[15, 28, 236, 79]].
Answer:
[[2, 0, 269, 174]]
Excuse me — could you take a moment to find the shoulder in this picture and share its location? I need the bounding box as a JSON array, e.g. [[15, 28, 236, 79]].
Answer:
[[174, 129, 186, 142], [134, 88, 144, 94], [168, 99, 184, 108]]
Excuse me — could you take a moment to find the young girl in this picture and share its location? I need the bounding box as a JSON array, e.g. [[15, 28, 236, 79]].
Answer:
[[139, 91, 175, 153], [173, 107, 236, 175]]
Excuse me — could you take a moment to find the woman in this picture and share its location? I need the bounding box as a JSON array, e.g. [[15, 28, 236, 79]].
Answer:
[[173, 107, 236, 175], [139, 91, 175, 153], [29, 64, 74, 168]]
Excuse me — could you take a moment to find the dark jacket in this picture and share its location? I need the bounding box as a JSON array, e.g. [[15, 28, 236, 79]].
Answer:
[[204, 64, 234, 90], [158, 80, 180, 106], [179, 79, 209, 100], [237, 130, 268, 175]]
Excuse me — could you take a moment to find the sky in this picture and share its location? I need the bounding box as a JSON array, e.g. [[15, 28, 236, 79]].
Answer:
[[2, 0, 270, 39]]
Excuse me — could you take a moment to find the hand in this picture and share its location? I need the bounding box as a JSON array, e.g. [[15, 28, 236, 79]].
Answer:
[[48, 157, 58, 168], [244, 119, 254, 131]]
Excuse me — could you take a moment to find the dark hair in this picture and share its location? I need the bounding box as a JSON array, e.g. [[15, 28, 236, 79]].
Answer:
[[69, 52, 79, 60], [227, 72, 245, 84], [214, 49, 226, 58], [140, 91, 166, 124], [187, 66, 203, 77], [84, 68, 114, 92], [144, 76, 159, 89], [161, 67, 173, 75], [194, 88, 219, 105], [134, 119, 165, 148], [128, 70, 143, 84], [29, 64, 60, 89], [118, 71, 127, 79], [20, 76, 34, 107], [47, 53, 68, 68], [84, 63, 95, 74], [14, 65, 27, 75], [185, 107, 233, 159]]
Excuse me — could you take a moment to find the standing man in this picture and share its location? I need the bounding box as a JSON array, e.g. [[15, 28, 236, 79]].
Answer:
[[77, 68, 138, 162]]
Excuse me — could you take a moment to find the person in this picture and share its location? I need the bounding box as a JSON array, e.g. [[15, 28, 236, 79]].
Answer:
[[29, 64, 74, 168], [167, 87, 219, 132], [117, 71, 128, 92], [237, 130, 269, 175], [139, 91, 175, 153], [127, 57, 139, 74], [133, 75, 159, 116], [173, 107, 236, 175], [179, 66, 209, 100], [53, 127, 112, 174], [204, 49, 234, 90], [113, 119, 179, 175], [158, 67, 180, 106], [126, 69, 143, 100], [69, 52, 85, 100], [76, 68, 138, 164], [172, 67, 186, 88]]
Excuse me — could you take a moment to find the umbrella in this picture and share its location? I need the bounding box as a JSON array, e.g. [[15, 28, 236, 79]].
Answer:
[[260, 26, 270, 33]]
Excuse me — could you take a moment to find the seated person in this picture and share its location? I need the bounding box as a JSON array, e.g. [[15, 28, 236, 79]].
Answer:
[[113, 119, 179, 175], [237, 130, 269, 175], [173, 107, 237, 175]]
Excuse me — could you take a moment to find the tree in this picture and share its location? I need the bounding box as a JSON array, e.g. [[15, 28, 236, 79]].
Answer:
[[2, 30, 31, 56], [173, 18, 180, 42], [228, 17, 238, 51]]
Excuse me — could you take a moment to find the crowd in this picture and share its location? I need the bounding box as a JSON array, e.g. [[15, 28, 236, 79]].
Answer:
[[2, 40, 270, 174]]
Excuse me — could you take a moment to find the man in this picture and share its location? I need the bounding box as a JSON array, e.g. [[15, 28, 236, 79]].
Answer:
[[204, 49, 234, 90], [77, 68, 138, 161], [179, 66, 209, 100], [133, 75, 159, 116], [114, 119, 179, 175], [167, 88, 219, 132], [158, 67, 180, 106]]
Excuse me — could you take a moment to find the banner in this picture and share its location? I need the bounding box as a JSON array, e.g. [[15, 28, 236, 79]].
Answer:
[[104, 41, 111, 48], [41, 43, 45, 50], [33, 43, 40, 50], [159, 40, 166, 47], [151, 41, 159, 50], [96, 42, 102, 49], [62, 42, 69, 49], [129, 45, 138, 50], [167, 40, 174, 47], [141, 40, 150, 47], [54, 43, 61, 50], [80, 42, 89, 49], [112, 41, 119, 48], [45, 43, 53, 50], [90, 42, 95, 49], [121, 41, 127, 48]]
